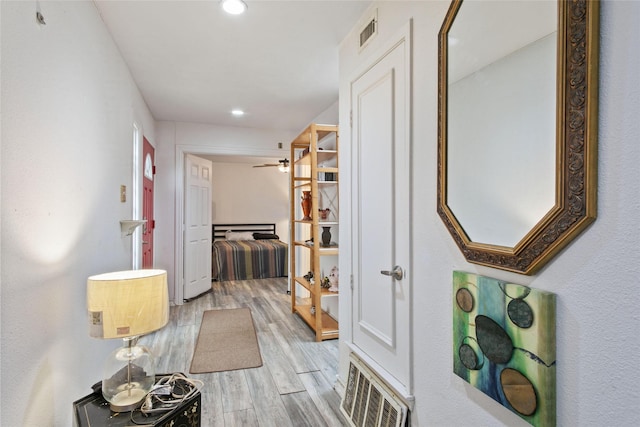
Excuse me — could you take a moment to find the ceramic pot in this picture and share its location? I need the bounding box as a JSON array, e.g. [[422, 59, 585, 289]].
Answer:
[[319, 208, 330, 220], [301, 191, 312, 220], [321, 226, 331, 247]]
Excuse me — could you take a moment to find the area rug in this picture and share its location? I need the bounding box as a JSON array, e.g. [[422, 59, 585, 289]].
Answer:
[[189, 308, 263, 374]]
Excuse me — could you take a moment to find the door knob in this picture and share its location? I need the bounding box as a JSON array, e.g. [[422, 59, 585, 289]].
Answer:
[[380, 265, 404, 280]]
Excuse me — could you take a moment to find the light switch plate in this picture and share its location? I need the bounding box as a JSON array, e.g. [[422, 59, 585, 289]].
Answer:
[[120, 185, 126, 202]]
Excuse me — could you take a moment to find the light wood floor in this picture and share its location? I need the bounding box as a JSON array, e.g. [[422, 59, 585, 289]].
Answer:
[[140, 277, 348, 427]]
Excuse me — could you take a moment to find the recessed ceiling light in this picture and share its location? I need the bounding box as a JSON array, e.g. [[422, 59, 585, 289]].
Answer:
[[231, 109, 245, 116], [221, 0, 248, 15]]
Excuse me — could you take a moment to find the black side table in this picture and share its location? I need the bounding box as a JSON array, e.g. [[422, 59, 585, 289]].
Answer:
[[73, 375, 201, 427]]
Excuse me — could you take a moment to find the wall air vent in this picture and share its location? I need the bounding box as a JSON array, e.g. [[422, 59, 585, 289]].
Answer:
[[359, 9, 378, 51], [340, 353, 408, 427]]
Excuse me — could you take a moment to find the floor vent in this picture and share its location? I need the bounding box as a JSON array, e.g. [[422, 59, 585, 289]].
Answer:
[[359, 9, 378, 51], [341, 353, 408, 427]]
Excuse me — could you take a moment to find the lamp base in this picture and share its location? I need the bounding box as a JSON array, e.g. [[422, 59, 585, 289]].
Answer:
[[107, 383, 148, 412], [102, 338, 155, 412]]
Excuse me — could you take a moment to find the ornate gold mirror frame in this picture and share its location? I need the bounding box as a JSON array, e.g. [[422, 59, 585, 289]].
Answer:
[[437, 0, 599, 275]]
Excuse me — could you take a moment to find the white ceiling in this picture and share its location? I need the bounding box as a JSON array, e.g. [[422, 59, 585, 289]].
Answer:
[[94, 0, 371, 131]]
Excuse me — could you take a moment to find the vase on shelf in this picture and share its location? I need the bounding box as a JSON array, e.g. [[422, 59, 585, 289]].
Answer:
[[321, 226, 331, 247], [301, 191, 312, 220], [319, 208, 330, 220]]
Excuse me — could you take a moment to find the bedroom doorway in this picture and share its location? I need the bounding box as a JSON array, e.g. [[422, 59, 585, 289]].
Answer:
[[174, 147, 286, 304]]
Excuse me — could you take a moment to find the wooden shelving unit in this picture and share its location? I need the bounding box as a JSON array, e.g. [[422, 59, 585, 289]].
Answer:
[[289, 123, 339, 341]]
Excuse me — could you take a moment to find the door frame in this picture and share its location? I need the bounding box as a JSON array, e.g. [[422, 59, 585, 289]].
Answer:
[[173, 145, 283, 304], [132, 122, 144, 269], [340, 20, 414, 402]]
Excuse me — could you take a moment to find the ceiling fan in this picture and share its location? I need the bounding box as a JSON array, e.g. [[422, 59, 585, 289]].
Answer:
[[253, 158, 290, 172]]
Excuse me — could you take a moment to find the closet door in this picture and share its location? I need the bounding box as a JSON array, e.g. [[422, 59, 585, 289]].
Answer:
[[350, 23, 412, 395]]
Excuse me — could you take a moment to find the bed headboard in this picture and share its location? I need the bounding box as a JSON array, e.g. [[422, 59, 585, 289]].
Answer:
[[212, 223, 277, 240]]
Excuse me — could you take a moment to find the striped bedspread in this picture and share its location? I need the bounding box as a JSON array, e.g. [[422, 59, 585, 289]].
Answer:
[[212, 239, 288, 281]]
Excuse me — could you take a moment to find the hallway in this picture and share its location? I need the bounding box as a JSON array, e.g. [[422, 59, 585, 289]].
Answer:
[[141, 278, 346, 426]]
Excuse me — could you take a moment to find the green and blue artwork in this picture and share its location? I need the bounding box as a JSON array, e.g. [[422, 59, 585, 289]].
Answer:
[[453, 271, 556, 426]]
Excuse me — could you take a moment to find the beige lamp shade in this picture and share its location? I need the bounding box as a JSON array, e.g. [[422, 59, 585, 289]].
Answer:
[[87, 269, 169, 339]]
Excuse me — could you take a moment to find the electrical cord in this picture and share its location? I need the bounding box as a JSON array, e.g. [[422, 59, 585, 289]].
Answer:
[[128, 373, 204, 424], [141, 373, 203, 414]]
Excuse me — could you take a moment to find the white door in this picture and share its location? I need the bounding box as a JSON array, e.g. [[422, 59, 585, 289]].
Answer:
[[184, 154, 212, 299], [350, 25, 412, 395]]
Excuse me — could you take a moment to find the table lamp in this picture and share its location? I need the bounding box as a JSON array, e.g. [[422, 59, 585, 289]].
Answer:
[[87, 269, 169, 412]]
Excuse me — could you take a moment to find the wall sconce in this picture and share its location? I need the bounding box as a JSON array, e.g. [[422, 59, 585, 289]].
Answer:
[[120, 220, 147, 236]]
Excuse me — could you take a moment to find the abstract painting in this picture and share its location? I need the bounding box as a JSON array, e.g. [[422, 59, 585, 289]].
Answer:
[[453, 271, 556, 426]]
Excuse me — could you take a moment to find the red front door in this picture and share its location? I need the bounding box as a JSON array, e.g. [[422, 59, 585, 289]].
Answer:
[[142, 137, 155, 268]]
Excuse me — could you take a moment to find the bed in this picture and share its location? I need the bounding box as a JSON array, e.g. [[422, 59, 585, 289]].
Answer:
[[211, 223, 289, 281]]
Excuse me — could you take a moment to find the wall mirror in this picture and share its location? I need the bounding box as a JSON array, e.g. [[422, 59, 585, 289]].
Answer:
[[437, 0, 599, 275]]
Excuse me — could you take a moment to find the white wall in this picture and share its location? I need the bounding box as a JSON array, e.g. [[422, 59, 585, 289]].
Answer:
[[339, 1, 639, 426], [1, 1, 156, 425], [206, 159, 290, 243], [311, 100, 339, 126]]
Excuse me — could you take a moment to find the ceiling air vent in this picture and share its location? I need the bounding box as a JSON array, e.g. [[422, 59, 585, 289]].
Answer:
[[359, 10, 378, 51]]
